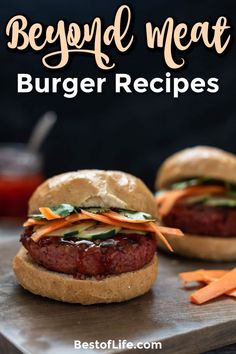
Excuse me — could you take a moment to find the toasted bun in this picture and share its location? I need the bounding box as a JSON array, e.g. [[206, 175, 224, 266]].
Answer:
[[159, 233, 236, 262], [29, 170, 157, 217], [156, 146, 236, 189], [13, 247, 157, 304]]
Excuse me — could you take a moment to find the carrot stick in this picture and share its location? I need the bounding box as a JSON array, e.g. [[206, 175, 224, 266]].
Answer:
[[23, 218, 47, 227], [84, 210, 183, 251], [81, 210, 154, 232], [158, 225, 183, 237], [39, 207, 62, 220], [200, 275, 236, 298], [180, 269, 236, 300], [66, 213, 91, 222], [81, 210, 178, 250], [180, 270, 227, 283], [190, 268, 236, 304], [31, 219, 73, 242], [105, 211, 183, 240], [82, 210, 182, 237], [30, 209, 182, 247], [155, 193, 168, 205], [31, 214, 92, 242], [158, 190, 188, 216], [149, 222, 174, 252]]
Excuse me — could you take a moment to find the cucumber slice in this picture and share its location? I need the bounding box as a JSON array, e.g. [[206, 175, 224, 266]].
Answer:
[[120, 229, 147, 235], [185, 195, 236, 208], [185, 194, 210, 205], [79, 207, 110, 214], [47, 221, 96, 237], [116, 209, 155, 221], [171, 177, 212, 190], [78, 225, 121, 240], [204, 197, 236, 207]]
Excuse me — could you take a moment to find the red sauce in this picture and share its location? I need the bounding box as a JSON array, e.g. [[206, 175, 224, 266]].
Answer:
[[0, 174, 44, 218]]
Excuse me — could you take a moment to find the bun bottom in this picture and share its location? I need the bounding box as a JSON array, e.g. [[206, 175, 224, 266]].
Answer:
[[13, 247, 157, 304], [159, 233, 236, 262]]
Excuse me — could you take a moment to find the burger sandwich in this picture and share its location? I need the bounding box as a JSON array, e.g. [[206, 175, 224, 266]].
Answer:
[[156, 146, 236, 261], [13, 170, 182, 304]]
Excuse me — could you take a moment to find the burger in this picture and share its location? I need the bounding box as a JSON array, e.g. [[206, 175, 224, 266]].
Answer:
[[155, 146, 236, 261], [13, 169, 181, 304]]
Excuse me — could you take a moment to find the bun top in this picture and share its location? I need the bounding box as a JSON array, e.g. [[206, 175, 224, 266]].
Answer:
[[29, 169, 157, 217], [156, 146, 236, 189]]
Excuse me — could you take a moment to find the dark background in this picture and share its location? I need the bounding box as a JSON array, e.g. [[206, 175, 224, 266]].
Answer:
[[0, 0, 235, 190]]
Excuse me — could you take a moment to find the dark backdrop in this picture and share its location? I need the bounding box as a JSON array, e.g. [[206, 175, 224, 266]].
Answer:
[[0, 0, 235, 189]]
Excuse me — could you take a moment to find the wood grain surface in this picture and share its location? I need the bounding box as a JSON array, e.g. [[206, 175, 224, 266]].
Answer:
[[1, 238, 236, 354]]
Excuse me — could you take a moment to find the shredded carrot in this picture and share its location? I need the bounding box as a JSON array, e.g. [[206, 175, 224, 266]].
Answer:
[[190, 268, 236, 304], [66, 213, 91, 222], [31, 219, 73, 242], [39, 207, 62, 220], [29, 209, 182, 247], [31, 213, 92, 242], [156, 185, 225, 216], [82, 210, 176, 235], [155, 193, 167, 205], [149, 222, 174, 252], [158, 225, 183, 237], [157, 189, 188, 216], [81, 210, 181, 251], [23, 218, 47, 227], [81, 210, 154, 231], [103, 210, 155, 223]]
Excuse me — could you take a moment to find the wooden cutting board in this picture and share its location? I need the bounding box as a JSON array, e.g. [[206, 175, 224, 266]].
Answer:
[[1, 239, 236, 354]]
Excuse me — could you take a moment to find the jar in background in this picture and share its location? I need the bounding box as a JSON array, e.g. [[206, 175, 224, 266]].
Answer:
[[0, 144, 44, 219]]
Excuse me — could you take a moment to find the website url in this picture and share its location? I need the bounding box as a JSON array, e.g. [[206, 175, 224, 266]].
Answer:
[[74, 339, 162, 350]]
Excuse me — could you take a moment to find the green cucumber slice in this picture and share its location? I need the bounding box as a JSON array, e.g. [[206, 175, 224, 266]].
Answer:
[[47, 221, 96, 237], [185, 194, 211, 205], [204, 197, 236, 207], [120, 229, 147, 235], [78, 207, 110, 214], [185, 195, 236, 208], [171, 177, 212, 190], [78, 225, 121, 240], [116, 209, 155, 221]]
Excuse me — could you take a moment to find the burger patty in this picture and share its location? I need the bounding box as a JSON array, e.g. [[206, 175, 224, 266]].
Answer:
[[163, 203, 236, 237], [21, 229, 156, 278]]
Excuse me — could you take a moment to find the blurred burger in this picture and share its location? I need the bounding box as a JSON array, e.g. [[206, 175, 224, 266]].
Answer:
[[13, 169, 181, 304], [155, 146, 236, 261]]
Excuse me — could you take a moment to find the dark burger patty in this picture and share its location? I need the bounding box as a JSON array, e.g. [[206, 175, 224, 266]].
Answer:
[[163, 203, 236, 237], [21, 229, 156, 278]]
